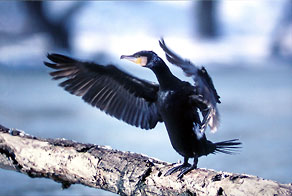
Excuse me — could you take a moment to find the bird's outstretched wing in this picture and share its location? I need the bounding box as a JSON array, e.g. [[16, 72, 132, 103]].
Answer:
[[159, 39, 220, 132], [44, 53, 162, 130]]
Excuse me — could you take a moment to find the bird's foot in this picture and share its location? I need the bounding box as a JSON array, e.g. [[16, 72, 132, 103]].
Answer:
[[164, 162, 191, 176], [164, 163, 197, 179], [177, 164, 197, 179]]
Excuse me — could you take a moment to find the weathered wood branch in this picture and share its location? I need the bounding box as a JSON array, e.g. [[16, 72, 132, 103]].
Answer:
[[0, 124, 291, 196]]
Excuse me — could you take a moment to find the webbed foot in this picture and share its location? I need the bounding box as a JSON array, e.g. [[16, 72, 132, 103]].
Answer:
[[164, 156, 198, 179], [164, 162, 192, 176]]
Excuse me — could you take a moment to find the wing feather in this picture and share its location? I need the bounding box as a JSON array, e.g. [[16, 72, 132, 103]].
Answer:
[[44, 53, 162, 130], [159, 39, 220, 132]]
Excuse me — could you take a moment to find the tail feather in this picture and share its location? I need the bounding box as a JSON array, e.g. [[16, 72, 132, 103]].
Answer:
[[213, 139, 241, 154]]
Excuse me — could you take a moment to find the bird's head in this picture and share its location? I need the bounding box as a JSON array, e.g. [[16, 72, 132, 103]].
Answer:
[[120, 51, 161, 69]]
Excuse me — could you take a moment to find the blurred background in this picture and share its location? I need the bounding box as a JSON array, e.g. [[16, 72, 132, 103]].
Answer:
[[0, 1, 291, 195]]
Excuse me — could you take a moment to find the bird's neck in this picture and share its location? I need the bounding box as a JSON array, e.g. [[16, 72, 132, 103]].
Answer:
[[151, 61, 181, 90]]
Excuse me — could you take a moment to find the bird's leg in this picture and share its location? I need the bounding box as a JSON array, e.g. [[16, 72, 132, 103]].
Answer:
[[164, 157, 191, 177], [177, 154, 198, 179]]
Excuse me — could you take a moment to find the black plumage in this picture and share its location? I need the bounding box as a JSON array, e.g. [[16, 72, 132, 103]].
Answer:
[[44, 39, 241, 178], [45, 54, 161, 130]]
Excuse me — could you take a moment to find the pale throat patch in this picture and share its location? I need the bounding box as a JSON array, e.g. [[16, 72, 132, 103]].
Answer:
[[137, 56, 148, 66]]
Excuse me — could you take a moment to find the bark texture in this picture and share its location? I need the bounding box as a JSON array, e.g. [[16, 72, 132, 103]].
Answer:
[[0, 124, 291, 196]]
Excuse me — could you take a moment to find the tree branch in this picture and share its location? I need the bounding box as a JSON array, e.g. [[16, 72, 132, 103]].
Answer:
[[0, 124, 291, 195]]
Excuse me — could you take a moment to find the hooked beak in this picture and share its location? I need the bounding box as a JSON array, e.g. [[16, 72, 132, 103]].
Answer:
[[120, 54, 136, 61], [120, 55, 148, 66]]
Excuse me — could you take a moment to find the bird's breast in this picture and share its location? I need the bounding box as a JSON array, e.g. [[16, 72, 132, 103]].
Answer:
[[157, 89, 191, 113], [158, 90, 175, 110], [157, 89, 198, 157]]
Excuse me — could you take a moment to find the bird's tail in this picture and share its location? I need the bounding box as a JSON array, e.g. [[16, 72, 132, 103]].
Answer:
[[212, 139, 241, 154]]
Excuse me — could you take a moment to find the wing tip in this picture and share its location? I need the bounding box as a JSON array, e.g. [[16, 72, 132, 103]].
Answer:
[[159, 37, 166, 48], [44, 61, 57, 69], [46, 53, 76, 64]]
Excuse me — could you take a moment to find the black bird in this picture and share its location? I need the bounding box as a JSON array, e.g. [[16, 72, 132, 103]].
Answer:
[[44, 39, 241, 178]]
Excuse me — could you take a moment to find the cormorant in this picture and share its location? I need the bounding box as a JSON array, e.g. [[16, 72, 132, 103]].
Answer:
[[44, 38, 241, 178]]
